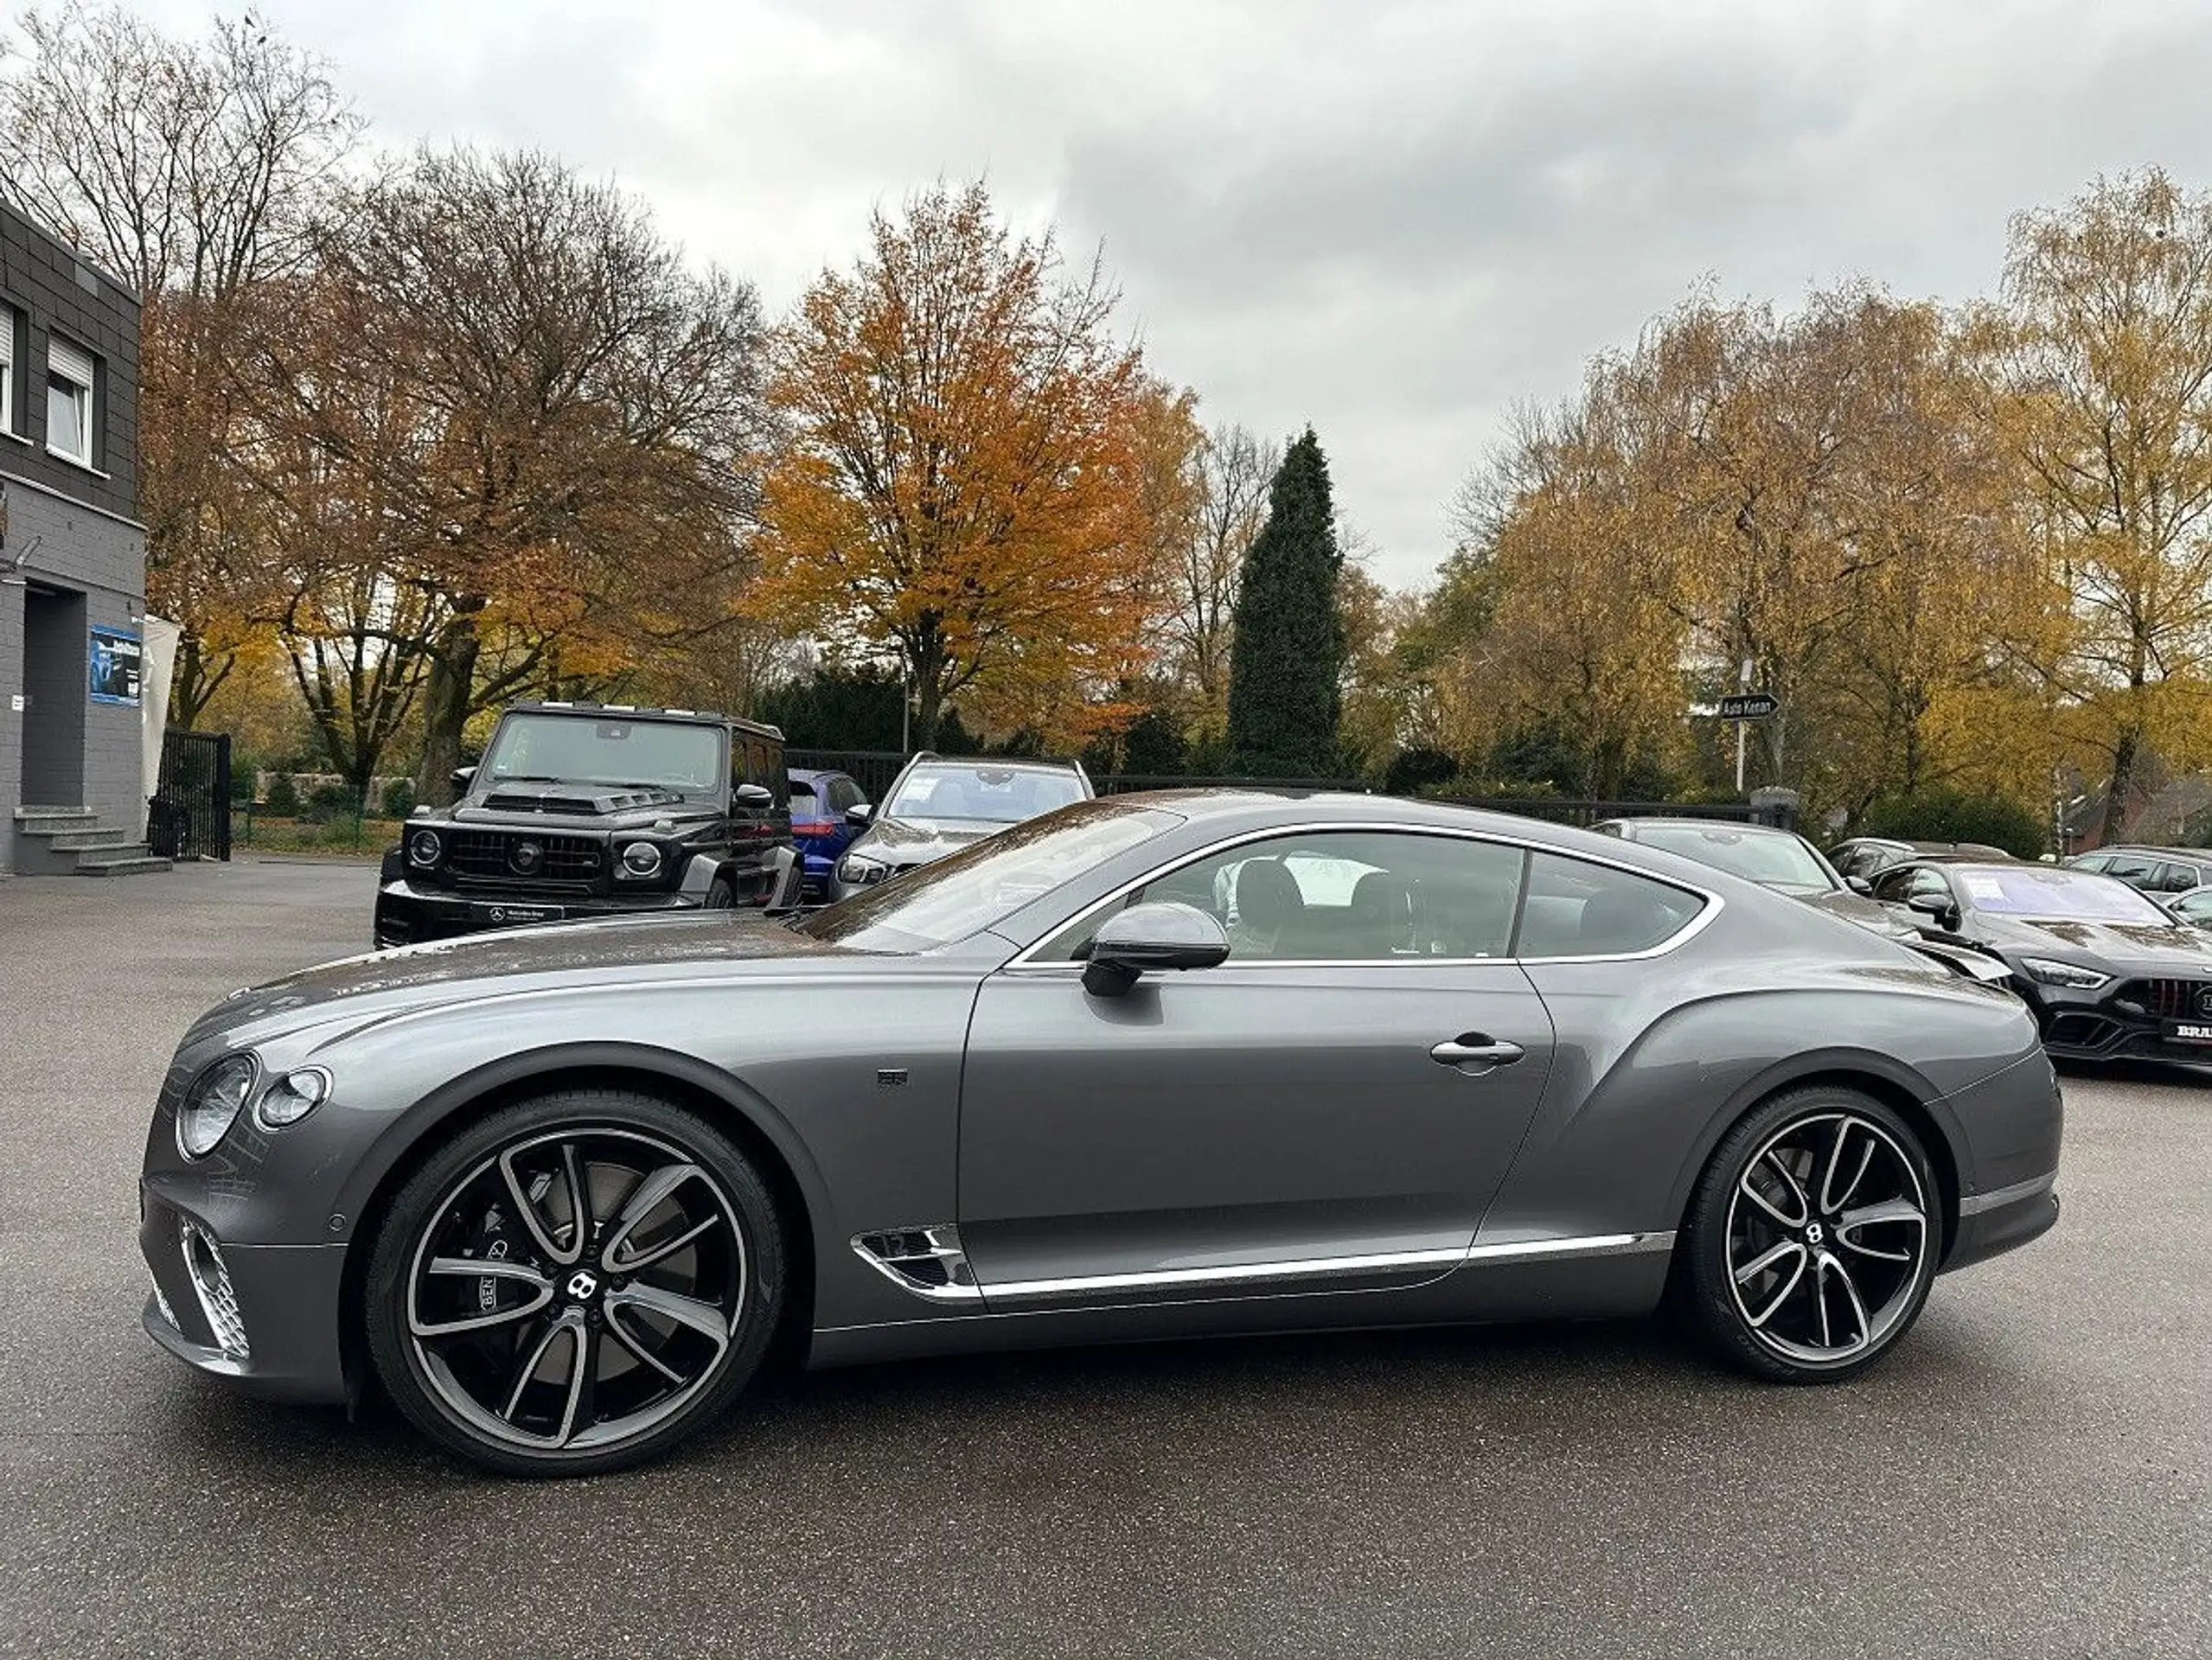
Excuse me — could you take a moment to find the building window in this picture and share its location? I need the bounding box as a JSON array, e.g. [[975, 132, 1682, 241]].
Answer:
[[0, 304, 16, 436], [48, 335, 97, 466]]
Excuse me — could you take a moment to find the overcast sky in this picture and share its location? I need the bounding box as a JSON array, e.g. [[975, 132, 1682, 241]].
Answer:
[[130, 0, 2212, 586]]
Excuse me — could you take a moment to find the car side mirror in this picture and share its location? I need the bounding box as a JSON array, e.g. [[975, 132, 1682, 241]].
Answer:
[[451, 765, 476, 791], [732, 782, 773, 808], [1906, 892, 1956, 923], [1082, 902, 1231, 997], [1846, 875, 1873, 895], [845, 803, 873, 827]]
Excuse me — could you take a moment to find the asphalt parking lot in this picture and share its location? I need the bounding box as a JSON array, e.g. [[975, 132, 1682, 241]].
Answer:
[[1, 859, 2207, 1659]]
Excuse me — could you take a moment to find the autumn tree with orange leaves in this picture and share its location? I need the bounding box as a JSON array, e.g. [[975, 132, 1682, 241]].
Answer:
[[756, 182, 1175, 749]]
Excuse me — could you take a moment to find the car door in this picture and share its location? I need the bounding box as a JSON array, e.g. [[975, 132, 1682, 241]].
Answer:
[[956, 828, 1557, 1306]]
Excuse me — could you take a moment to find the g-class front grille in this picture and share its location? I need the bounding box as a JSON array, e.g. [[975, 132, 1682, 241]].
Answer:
[[447, 829, 604, 888]]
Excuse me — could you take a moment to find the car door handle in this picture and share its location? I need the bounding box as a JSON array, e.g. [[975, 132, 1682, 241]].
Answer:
[[1429, 1035, 1525, 1070]]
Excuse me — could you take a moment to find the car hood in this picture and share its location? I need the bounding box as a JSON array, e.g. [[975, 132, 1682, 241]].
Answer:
[[854, 814, 1000, 866], [186, 911, 843, 1045], [1976, 914, 2212, 972], [424, 788, 719, 833]]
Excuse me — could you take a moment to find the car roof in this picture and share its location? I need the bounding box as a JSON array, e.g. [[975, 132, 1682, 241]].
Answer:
[[2090, 844, 2211, 859], [504, 699, 784, 740], [902, 754, 1086, 775]]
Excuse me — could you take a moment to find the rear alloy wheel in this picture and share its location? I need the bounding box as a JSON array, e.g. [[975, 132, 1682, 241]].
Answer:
[[366, 1091, 783, 1476], [1682, 1088, 1939, 1382]]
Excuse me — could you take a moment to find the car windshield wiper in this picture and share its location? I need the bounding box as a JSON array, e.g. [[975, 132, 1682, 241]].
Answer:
[[490, 774, 566, 784]]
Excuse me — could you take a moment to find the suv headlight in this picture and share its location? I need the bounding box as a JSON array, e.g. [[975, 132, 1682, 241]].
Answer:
[[2020, 957, 2110, 990], [177, 1053, 259, 1159], [407, 828, 442, 867], [617, 840, 664, 879], [838, 852, 888, 885]]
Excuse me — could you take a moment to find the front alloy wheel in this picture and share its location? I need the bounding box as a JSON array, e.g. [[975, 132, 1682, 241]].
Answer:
[[1683, 1088, 1939, 1382], [367, 1092, 783, 1476]]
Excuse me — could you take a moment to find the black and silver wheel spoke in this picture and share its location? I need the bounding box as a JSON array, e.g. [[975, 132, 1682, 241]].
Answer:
[[410, 1257, 556, 1338], [603, 1163, 722, 1274], [1723, 1111, 1929, 1366], [405, 1127, 746, 1453]]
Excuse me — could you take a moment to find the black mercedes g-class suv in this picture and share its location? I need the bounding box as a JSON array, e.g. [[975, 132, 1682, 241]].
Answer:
[[373, 702, 791, 947]]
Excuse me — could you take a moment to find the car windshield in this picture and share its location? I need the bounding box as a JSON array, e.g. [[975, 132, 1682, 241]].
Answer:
[[1954, 865, 2172, 923], [1633, 824, 1836, 893], [882, 762, 1086, 825], [803, 801, 1176, 951], [480, 714, 723, 795]]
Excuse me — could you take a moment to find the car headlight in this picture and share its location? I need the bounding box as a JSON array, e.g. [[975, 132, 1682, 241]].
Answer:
[[177, 1053, 259, 1159], [838, 853, 888, 885], [618, 840, 663, 879], [407, 828, 441, 867], [2019, 957, 2111, 991], [256, 1067, 331, 1130]]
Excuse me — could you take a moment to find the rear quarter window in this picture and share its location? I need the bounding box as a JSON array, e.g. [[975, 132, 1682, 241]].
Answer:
[[1513, 851, 1706, 958]]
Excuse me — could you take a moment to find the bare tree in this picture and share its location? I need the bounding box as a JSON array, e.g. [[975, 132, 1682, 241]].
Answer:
[[1164, 423, 1278, 738], [246, 148, 769, 803], [0, 3, 363, 722]]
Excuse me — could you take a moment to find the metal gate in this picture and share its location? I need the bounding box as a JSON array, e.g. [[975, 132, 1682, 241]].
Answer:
[[152, 730, 233, 861]]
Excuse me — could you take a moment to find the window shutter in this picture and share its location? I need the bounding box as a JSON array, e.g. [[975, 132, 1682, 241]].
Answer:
[[49, 335, 94, 386]]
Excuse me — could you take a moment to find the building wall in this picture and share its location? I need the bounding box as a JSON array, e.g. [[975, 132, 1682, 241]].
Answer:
[[0, 199, 144, 876], [0, 200, 140, 519]]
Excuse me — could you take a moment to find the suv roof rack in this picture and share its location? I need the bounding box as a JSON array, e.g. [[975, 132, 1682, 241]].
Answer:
[[505, 700, 784, 741]]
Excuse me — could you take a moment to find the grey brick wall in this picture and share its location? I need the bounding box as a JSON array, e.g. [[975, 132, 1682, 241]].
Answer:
[[1, 484, 148, 874], [0, 199, 139, 521], [0, 201, 144, 877], [0, 581, 21, 863]]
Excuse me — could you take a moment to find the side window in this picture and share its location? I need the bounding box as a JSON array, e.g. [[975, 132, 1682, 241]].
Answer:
[[2101, 854, 2157, 885], [1046, 831, 1527, 963], [1870, 865, 1921, 903], [1513, 851, 1705, 958], [2158, 861, 2201, 893], [2071, 852, 2109, 873]]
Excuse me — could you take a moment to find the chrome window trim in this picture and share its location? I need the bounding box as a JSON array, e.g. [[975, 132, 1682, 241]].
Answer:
[[853, 1230, 1678, 1306], [1004, 820, 1724, 972]]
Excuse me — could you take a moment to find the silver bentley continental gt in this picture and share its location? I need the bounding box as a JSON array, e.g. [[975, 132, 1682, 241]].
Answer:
[[138, 793, 2063, 1476]]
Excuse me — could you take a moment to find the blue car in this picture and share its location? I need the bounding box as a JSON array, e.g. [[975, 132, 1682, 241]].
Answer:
[[786, 768, 869, 900]]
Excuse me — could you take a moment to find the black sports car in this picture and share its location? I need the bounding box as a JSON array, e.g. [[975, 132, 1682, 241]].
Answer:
[[1871, 859, 2212, 1062]]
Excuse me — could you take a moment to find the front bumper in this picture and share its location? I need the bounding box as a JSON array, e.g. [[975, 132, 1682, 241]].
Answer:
[[2028, 976, 2212, 1065], [374, 877, 701, 947], [138, 1182, 351, 1403]]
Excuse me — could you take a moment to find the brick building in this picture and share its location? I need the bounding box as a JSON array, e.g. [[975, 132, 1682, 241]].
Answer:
[[0, 197, 150, 876]]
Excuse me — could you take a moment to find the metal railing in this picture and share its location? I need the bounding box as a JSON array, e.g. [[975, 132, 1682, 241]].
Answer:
[[150, 730, 233, 861]]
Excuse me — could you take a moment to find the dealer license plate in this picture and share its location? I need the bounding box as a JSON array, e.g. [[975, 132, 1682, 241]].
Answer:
[[471, 901, 562, 928]]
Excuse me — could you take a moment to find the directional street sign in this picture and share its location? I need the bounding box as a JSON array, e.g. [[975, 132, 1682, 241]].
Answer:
[[1717, 692, 1780, 722]]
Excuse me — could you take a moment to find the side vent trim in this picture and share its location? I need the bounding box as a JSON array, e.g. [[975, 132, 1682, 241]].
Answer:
[[852, 1225, 983, 1303]]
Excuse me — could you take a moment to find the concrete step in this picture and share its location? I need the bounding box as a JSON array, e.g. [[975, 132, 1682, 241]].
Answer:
[[74, 852, 171, 877], [15, 807, 99, 833], [43, 831, 137, 852]]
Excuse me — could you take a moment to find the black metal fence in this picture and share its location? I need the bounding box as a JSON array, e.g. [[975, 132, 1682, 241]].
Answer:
[[783, 748, 1789, 829], [151, 730, 233, 861]]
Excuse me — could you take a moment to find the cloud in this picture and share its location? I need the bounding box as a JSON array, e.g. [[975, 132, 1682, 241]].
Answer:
[[143, 0, 2212, 582]]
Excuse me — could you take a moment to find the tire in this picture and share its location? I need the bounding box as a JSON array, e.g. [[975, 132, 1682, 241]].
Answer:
[[1679, 1085, 1940, 1383], [703, 877, 736, 909], [365, 1089, 784, 1477]]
